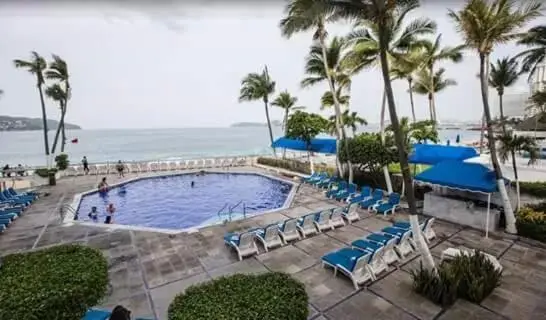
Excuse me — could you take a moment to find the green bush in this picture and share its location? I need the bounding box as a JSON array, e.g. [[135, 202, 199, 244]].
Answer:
[[519, 181, 546, 198], [34, 167, 58, 178], [411, 251, 502, 307], [54, 153, 70, 170], [257, 157, 334, 176], [168, 272, 308, 320], [516, 204, 546, 242], [0, 244, 109, 320]]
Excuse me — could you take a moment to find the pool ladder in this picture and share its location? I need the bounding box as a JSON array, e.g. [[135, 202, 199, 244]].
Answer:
[[217, 200, 246, 222]]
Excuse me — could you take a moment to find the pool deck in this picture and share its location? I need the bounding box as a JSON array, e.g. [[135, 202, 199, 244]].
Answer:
[[1, 166, 545, 320]]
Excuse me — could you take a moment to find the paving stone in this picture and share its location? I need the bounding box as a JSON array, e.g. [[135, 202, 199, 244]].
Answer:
[[208, 258, 269, 278], [308, 304, 319, 319], [400, 255, 441, 274], [282, 206, 313, 218], [325, 290, 416, 320], [294, 234, 346, 259], [448, 229, 514, 257], [256, 245, 316, 274], [292, 264, 356, 311], [326, 225, 370, 245], [305, 201, 338, 211], [501, 242, 546, 269], [370, 270, 442, 320], [437, 299, 505, 320], [150, 272, 211, 320], [352, 216, 392, 233], [433, 219, 463, 239]]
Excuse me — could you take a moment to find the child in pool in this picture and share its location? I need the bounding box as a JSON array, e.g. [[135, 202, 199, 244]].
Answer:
[[88, 206, 98, 222], [105, 203, 116, 224]]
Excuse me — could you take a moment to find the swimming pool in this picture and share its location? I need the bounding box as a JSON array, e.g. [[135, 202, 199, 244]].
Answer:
[[75, 172, 293, 230]]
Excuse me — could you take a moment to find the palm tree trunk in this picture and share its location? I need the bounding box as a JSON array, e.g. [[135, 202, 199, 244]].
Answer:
[[499, 92, 506, 134], [37, 83, 50, 166], [282, 109, 289, 159], [479, 114, 486, 154], [510, 150, 520, 210], [263, 98, 276, 157], [51, 103, 65, 154], [479, 53, 516, 234], [377, 19, 435, 271], [408, 78, 416, 122], [379, 89, 393, 193], [429, 66, 438, 123], [428, 93, 434, 121], [61, 122, 66, 152]]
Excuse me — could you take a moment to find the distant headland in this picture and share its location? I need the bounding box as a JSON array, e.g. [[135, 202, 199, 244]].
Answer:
[[230, 120, 282, 128], [0, 115, 81, 131]]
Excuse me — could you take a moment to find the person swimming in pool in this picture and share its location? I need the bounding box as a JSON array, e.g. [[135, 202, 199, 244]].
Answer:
[[105, 203, 115, 224], [88, 206, 98, 222], [98, 177, 109, 193], [191, 181, 195, 188]]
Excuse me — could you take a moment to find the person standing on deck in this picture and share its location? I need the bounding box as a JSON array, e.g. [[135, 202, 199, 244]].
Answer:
[[82, 156, 89, 175]]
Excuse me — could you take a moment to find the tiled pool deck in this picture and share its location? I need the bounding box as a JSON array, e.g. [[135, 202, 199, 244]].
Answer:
[[1, 166, 545, 320]]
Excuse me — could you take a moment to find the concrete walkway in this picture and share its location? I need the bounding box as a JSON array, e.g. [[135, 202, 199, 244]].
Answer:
[[0, 167, 545, 320]]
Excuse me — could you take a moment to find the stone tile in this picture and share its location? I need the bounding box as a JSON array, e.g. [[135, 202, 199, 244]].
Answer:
[[142, 251, 205, 288], [294, 234, 346, 259], [208, 258, 269, 278], [150, 272, 211, 320], [34, 225, 91, 246], [352, 216, 392, 233], [400, 255, 442, 274], [256, 245, 316, 274], [448, 229, 513, 257], [87, 230, 133, 251], [106, 257, 146, 302], [196, 245, 239, 271], [292, 264, 356, 311], [501, 242, 546, 269], [305, 201, 338, 211], [282, 206, 314, 218], [481, 258, 546, 320], [308, 304, 319, 319], [297, 195, 323, 205], [325, 290, 416, 320], [437, 299, 505, 320], [369, 270, 442, 320], [429, 240, 473, 258], [326, 225, 370, 245], [98, 293, 154, 319]]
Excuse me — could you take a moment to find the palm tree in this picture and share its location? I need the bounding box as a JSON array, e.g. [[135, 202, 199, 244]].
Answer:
[[13, 52, 50, 164], [271, 91, 305, 158], [342, 1, 436, 193], [45, 55, 70, 153], [411, 68, 458, 119], [389, 46, 425, 122], [527, 90, 546, 135], [280, 0, 354, 182], [299, 35, 355, 180], [325, 0, 437, 271], [489, 57, 520, 133], [417, 34, 465, 123], [320, 89, 350, 110], [239, 66, 276, 154], [449, 0, 542, 234], [516, 25, 546, 80], [44, 84, 67, 155], [343, 110, 367, 135], [497, 132, 538, 209]]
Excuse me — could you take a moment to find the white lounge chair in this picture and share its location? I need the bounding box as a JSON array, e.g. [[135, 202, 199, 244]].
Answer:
[[381, 227, 414, 258], [322, 248, 374, 289], [278, 218, 301, 243], [254, 224, 284, 252], [297, 214, 318, 238], [159, 162, 169, 171], [204, 159, 214, 168], [393, 217, 436, 244], [341, 202, 360, 224], [314, 209, 333, 232], [330, 208, 346, 229], [224, 231, 258, 261], [366, 233, 399, 265], [351, 240, 388, 279]]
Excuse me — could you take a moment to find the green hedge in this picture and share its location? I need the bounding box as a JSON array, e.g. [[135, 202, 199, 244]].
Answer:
[[519, 181, 546, 198], [0, 244, 109, 320], [411, 251, 502, 307], [257, 157, 334, 176], [168, 272, 308, 320], [34, 168, 58, 178], [54, 153, 70, 170], [516, 204, 546, 242]]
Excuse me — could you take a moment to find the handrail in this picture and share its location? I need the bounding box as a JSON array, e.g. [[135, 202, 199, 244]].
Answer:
[[217, 203, 229, 217], [59, 204, 76, 221], [229, 200, 244, 213]]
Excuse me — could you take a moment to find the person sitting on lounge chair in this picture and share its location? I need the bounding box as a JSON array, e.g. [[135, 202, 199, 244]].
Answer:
[[109, 305, 131, 320]]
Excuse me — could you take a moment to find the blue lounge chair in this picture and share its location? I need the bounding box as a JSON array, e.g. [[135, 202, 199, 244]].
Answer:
[[350, 239, 388, 278], [372, 193, 401, 215], [314, 176, 337, 189], [82, 309, 154, 320], [359, 189, 384, 210], [381, 227, 414, 258], [333, 183, 358, 201], [254, 224, 283, 251], [393, 217, 436, 243], [2, 189, 34, 202], [278, 218, 301, 243], [330, 207, 346, 228], [297, 213, 318, 238], [347, 186, 372, 203], [303, 172, 324, 184], [342, 202, 360, 223], [366, 233, 399, 265], [322, 247, 373, 289], [0, 193, 30, 206], [326, 181, 347, 198], [223, 230, 258, 261], [314, 209, 334, 232], [8, 187, 38, 199]]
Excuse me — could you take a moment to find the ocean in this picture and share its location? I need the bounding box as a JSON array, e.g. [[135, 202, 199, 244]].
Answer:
[[0, 126, 480, 167]]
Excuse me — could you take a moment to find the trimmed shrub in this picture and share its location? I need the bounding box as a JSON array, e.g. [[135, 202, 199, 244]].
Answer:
[[0, 244, 109, 320], [257, 157, 334, 176], [35, 167, 58, 178], [168, 272, 308, 320], [516, 205, 546, 243], [54, 153, 70, 170], [519, 181, 546, 198], [411, 251, 502, 306]]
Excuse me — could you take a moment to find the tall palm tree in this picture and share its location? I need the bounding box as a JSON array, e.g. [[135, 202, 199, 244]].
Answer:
[[497, 132, 538, 210], [516, 25, 546, 80], [527, 90, 546, 135], [271, 91, 305, 158], [45, 55, 70, 153], [326, 0, 436, 271], [342, 110, 367, 135], [449, 0, 542, 234], [299, 35, 355, 180], [343, 2, 436, 193], [489, 57, 520, 133], [239, 66, 276, 154], [13, 51, 50, 163], [417, 34, 465, 123], [280, 0, 354, 182], [320, 89, 350, 110], [44, 84, 67, 155], [411, 68, 458, 119]]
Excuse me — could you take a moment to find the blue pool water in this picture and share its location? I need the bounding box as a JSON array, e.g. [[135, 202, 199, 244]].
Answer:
[[76, 173, 292, 230]]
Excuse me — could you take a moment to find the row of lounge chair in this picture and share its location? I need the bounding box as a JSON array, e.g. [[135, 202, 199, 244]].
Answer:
[[0, 188, 38, 233], [322, 217, 437, 289], [224, 205, 362, 261], [62, 157, 250, 177], [82, 308, 151, 320]]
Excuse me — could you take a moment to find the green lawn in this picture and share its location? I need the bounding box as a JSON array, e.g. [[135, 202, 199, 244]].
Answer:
[[388, 163, 430, 176]]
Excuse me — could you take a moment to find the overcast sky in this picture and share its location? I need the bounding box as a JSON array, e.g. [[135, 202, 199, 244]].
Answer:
[[0, 1, 543, 129]]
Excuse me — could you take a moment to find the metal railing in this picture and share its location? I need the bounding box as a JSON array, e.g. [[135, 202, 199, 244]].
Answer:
[[60, 204, 77, 222], [217, 199, 246, 222]]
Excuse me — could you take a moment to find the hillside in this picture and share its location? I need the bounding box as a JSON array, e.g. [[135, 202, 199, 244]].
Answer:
[[0, 116, 81, 131], [230, 120, 282, 128]]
